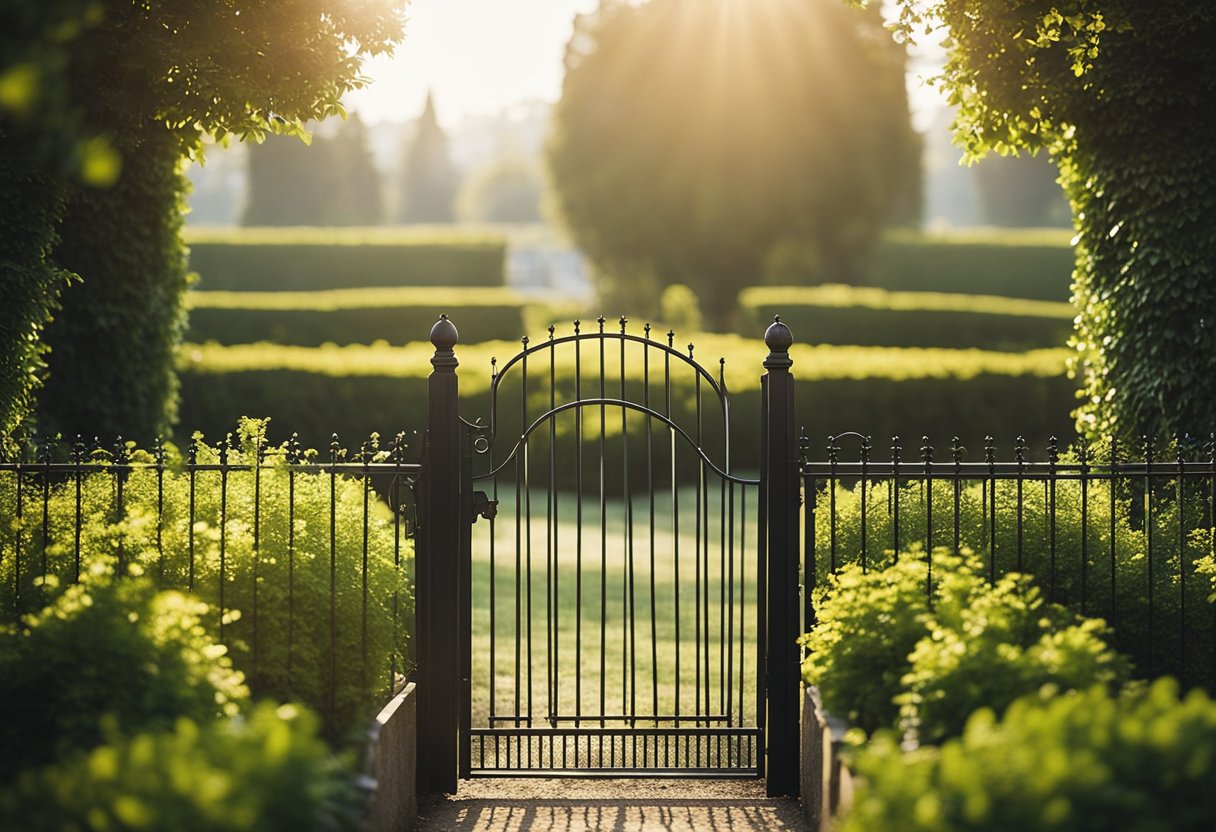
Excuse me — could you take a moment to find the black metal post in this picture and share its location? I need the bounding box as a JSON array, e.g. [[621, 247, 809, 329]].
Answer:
[[762, 316, 800, 797], [418, 315, 461, 795]]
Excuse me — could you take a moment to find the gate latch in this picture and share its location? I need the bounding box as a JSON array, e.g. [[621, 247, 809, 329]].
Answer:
[[471, 491, 498, 524]]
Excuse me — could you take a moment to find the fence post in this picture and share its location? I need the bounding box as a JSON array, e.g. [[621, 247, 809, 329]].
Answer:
[[762, 316, 800, 797], [417, 315, 461, 794]]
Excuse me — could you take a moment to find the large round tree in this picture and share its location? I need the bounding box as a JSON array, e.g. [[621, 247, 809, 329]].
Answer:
[[547, 0, 920, 328], [0, 1, 406, 441], [883, 1, 1216, 440]]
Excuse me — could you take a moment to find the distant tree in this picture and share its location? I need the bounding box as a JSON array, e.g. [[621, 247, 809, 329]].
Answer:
[[243, 113, 383, 227], [880, 0, 1216, 440], [458, 157, 543, 223], [974, 153, 1070, 228], [242, 132, 338, 226], [0, 1, 405, 441], [547, 0, 920, 327], [397, 92, 458, 223], [330, 113, 383, 226]]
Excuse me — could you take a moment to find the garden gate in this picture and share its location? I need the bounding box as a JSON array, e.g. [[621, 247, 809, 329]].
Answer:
[[415, 315, 802, 797]]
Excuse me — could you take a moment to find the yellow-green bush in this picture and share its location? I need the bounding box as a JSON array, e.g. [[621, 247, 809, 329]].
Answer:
[[0, 703, 361, 831], [0, 569, 247, 779], [843, 679, 1216, 832], [184, 226, 506, 290], [0, 421, 412, 741]]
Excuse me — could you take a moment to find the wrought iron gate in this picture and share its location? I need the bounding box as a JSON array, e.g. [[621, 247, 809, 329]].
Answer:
[[416, 315, 802, 793], [463, 317, 762, 776]]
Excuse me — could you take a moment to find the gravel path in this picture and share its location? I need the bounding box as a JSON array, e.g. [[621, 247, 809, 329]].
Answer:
[[415, 778, 807, 831]]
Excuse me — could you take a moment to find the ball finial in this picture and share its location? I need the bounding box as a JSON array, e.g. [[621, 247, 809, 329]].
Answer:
[[764, 316, 793, 353], [430, 314, 459, 350]]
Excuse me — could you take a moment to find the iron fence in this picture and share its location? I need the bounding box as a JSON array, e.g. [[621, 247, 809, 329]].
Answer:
[[0, 430, 421, 738], [802, 432, 1216, 691]]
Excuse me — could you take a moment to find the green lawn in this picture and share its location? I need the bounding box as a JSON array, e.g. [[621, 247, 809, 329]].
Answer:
[[468, 484, 763, 732]]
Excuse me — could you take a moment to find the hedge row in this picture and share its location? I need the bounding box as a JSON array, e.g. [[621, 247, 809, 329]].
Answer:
[[177, 338, 1076, 473], [186, 287, 528, 345], [867, 228, 1076, 301], [740, 285, 1074, 350], [184, 226, 506, 290]]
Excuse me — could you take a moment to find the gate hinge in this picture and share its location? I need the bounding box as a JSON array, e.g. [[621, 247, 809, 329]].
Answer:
[[471, 491, 498, 524]]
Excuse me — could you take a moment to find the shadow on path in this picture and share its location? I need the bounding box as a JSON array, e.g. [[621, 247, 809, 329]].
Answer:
[[416, 780, 806, 832]]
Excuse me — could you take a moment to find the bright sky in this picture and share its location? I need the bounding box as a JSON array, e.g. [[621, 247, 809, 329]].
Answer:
[[345, 0, 602, 127], [345, 0, 947, 130]]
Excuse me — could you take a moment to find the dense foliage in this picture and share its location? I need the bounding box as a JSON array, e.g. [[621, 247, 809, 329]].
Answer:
[[0, 569, 247, 780], [41, 122, 189, 441], [0, 1, 406, 435], [741, 285, 1072, 350], [843, 679, 1216, 832], [0, 703, 360, 832], [800, 551, 1124, 740], [185, 227, 506, 291], [879, 1, 1216, 439], [548, 0, 920, 326], [813, 469, 1216, 688], [0, 137, 73, 436]]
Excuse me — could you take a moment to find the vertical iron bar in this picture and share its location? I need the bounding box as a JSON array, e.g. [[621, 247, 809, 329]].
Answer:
[[1080, 441, 1089, 616], [952, 438, 963, 556], [986, 437, 996, 582], [645, 324, 658, 725], [287, 436, 297, 693], [548, 326, 557, 724], [575, 321, 583, 728], [667, 329, 680, 727], [1145, 435, 1155, 676], [598, 318, 607, 726], [1016, 436, 1027, 572], [1110, 437, 1118, 633], [328, 436, 338, 729], [1178, 442, 1187, 686], [1048, 436, 1059, 603], [188, 441, 197, 591], [218, 439, 228, 642], [621, 318, 636, 726]]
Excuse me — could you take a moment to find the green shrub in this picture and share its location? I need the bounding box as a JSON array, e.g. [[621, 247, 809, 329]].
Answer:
[[812, 471, 1216, 690], [799, 556, 932, 734], [186, 286, 527, 345], [842, 679, 1216, 832], [0, 568, 247, 780], [0, 702, 361, 832], [740, 284, 1073, 350], [800, 550, 1124, 741], [0, 420, 412, 741], [184, 226, 506, 291], [868, 228, 1075, 301], [900, 564, 1127, 744], [177, 338, 1075, 472]]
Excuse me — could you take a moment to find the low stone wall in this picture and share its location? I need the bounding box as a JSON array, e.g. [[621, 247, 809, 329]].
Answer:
[[801, 686, 855, 831], [365, 682, 418, 832]]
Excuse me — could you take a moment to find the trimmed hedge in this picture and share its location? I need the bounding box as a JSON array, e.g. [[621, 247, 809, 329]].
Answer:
[[186, 287, 528, 345], [176, 338, 1076, 472], [867, 228, 1075, 301], [741, 285, 1074, 350], [184, 227, 506, 290]]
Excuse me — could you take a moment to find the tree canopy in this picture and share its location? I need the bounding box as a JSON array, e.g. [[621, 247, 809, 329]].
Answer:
[[0, 1, 405, 439], [547, 0, 920, 327], [880, 0, 1216, 439]]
